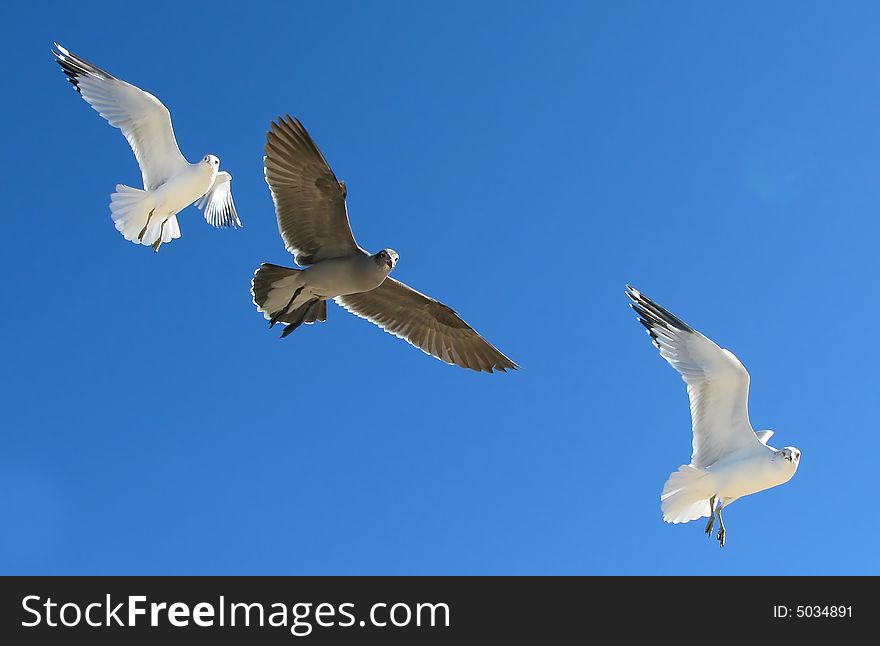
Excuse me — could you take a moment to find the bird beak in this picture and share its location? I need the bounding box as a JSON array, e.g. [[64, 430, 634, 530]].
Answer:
[[385, 258, 394, 269]]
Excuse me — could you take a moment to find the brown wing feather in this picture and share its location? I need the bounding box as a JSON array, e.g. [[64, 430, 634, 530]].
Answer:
[[264, 115, 360, 265], [335, 278, 517, 373]]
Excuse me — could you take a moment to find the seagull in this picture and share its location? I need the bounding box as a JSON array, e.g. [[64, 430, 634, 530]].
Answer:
[[52, 43, 241, 252], [251, 115, 517, 373], [625, 286, 800, 547]]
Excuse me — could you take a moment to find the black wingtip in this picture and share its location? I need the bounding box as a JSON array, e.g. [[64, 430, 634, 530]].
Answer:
[[624, 284, 639, 301], [626, 286, 696, 337], [52, 45, 86, 95]]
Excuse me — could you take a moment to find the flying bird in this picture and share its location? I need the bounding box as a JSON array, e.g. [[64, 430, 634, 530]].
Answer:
[[626, 286, 800, 547], [52, 43, 241, 252], [252, 115, 517, 373]]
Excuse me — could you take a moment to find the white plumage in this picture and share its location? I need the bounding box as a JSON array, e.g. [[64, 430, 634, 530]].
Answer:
[[53, 43, 241, 251], [627, 285, 801, 547]]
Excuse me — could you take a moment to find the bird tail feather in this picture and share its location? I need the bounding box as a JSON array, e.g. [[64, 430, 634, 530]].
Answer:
[[252, 263, 326, 325], [660, 465, 714, 524], [109, 184, 179, 245]]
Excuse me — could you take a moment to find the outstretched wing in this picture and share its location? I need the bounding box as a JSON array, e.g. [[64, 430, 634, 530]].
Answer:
[[264, 115, 360, 265], [53, 43, 188, 190], [195, 171, 241, 228], [626, 285, 764, 468], [336, 278, 517, 373]]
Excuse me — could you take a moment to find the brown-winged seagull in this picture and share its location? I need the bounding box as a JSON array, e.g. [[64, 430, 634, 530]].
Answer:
[[252, 115, 517, 373]]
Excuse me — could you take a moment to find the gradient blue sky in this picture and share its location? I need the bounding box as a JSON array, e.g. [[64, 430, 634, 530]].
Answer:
[[1, 1, 877, 575]]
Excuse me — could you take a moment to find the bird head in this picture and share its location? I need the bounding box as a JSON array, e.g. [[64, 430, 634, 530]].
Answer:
[[375, 249, 399, 272], [202, 155, 220, 169], [778, 447, 801, 465]]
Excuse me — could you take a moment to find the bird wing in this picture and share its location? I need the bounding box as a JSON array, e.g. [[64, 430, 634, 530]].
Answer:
[[53, 44, 188, 191], [264, 115, 360, 265], [626, 285, 764, 468], [755, 430, 774, 445], [335, 278, 517, 373], [195, 171, 242, 228]]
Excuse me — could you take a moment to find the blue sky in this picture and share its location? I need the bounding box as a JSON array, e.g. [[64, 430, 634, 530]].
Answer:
[[1, 1, 877, 575]]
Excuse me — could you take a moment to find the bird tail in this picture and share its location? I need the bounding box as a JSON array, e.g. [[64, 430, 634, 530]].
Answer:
[[660, 465, 714, 524], [109, 184, 179, 246], [252, 263, 327, 326]]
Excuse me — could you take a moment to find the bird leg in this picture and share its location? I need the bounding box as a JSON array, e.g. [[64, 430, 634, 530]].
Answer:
[[152, 219, 166, 253], [704, 495, 716, 537], [280, 320, 304, 339], [269, 286, 304, 328], [138, 209, 156, 243], [716, 503, 727, 548], [279, 299, 315, 339]]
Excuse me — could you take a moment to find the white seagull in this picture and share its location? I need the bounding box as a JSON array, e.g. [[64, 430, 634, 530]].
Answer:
[[626, 286, 800, 547], [252, 115, 517, 373], [52, 43, 241, 252]]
